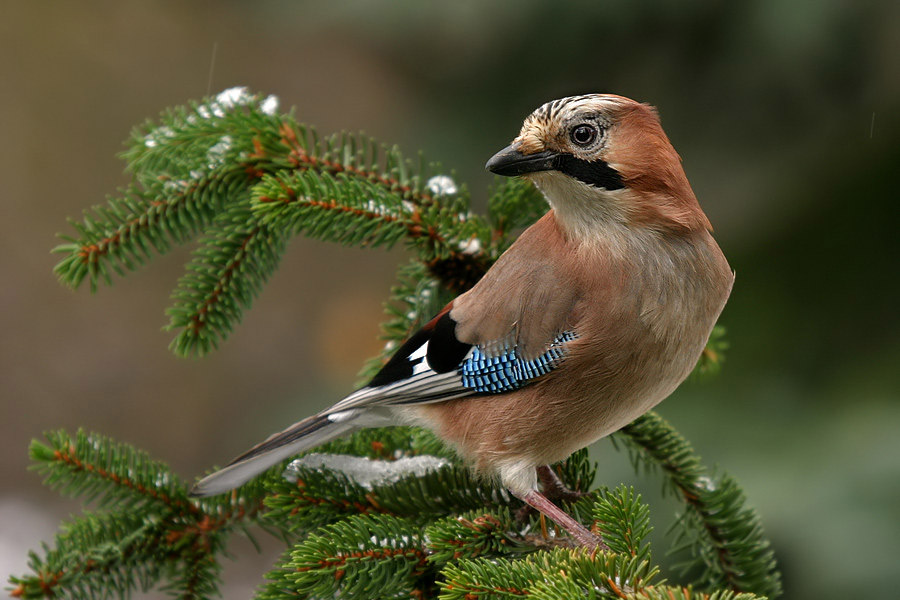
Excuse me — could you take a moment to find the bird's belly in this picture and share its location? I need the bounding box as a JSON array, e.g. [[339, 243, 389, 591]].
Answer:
[[525, 337, 698, 462]]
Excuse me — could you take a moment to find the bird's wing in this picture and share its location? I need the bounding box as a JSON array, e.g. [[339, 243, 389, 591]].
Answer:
[[328, 304, 578, 415], [330, 212, 581, 413]]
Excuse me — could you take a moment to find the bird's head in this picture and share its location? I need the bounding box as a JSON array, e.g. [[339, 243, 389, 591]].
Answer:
[[486, 94, 711, 238]]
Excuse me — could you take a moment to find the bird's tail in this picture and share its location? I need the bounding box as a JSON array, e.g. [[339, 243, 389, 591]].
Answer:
[[189, 412, 361, 497]]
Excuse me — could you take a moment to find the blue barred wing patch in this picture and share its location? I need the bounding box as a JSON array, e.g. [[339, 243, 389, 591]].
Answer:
[[460, 331, 578, 394]]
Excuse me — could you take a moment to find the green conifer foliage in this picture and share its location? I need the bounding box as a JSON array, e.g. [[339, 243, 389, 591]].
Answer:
[[11, 89, 780, 599]]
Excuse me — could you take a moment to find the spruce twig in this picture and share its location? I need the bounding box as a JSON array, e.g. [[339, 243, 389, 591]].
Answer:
[[615, 413, 782, 598]]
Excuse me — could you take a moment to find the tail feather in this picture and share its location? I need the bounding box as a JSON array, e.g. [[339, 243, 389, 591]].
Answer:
[[189, 413, 359, 497]]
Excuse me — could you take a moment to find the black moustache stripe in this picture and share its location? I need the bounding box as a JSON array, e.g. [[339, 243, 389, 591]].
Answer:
[[555, 154, 625, 191]]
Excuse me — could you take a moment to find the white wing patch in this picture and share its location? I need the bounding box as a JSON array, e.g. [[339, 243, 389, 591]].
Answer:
[[409, 342, 431, 376], [327, 409, 358, 423], [327, 338, 476, 415]]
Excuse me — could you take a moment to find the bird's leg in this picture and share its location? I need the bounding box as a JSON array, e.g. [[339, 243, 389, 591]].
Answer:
[[536, 464, 586, 504], [515, 465, 586, 522], [511, 488, 606, 549]]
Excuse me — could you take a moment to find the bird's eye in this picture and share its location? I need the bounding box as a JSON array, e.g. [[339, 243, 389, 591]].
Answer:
[[570, 124, 597, 146]]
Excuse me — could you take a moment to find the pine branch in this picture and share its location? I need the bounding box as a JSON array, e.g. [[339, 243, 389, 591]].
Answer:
[[54, 88, 287, 294], [591, 486, 653, 564], [14, 430, 279, 599], [425, 507, 519, 564], [622, 588, 760, 600], [162, 551, 223, 600], [615, 413, 781, 598], [264, 465, 389, 533], [53, 87, 497, 358], [270, 513, 428, 600], [124, 88, 288, 186], [165, 200, 289, 356], [273, 121, 440, 208], [251, 170, 417, 249], [52, 178, 228, 293], [30, 429, 195, 514], [264, 460, 515, 534], [7, 500, 233, 600], [252, 168, 491, 269], [11, 425, 775, 599], [9, 511, 166, 599], [251, 427, 463, 532], [438, 548, 658, 600], [438, 556, 533, 599]]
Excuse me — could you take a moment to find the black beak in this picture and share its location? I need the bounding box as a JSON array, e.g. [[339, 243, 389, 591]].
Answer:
[[485, 145, 558, 177]]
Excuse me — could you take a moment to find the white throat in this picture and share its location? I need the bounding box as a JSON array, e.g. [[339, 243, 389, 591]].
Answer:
[[528, 172, 633, 243]]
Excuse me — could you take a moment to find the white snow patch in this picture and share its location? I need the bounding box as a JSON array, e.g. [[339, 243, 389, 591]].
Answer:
[[364, 199, 390, 215], [162, 179, 189, 192], [457, 237, 482, 255], [426, 175, 458, 197], [260, 94, 279, 115], [284, 453, 450, 490], [695, 475, 717, 492], [216, 86, 252, 109], [195, 87, 256, 120], [206, 135, 232, 169], [143, 126, 176, 148]]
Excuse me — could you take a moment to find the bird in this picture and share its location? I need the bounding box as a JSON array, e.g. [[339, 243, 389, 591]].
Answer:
[[190, 94, 734, 548]]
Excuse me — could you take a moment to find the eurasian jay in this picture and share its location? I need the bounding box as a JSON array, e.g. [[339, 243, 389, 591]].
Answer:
[[191, 94, 734, 548]]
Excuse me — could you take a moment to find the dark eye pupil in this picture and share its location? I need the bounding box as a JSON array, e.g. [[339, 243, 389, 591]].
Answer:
[[572, 125, 596, 145]]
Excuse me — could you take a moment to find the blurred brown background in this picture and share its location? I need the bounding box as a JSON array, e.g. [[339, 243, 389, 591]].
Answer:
[[1, 2, 898, 598]]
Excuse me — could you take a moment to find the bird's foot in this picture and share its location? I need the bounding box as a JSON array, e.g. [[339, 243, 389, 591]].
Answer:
[[511, 487, 607, 550]]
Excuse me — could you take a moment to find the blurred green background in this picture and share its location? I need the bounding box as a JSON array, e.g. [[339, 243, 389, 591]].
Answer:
[[1, 2, 897, 598]]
